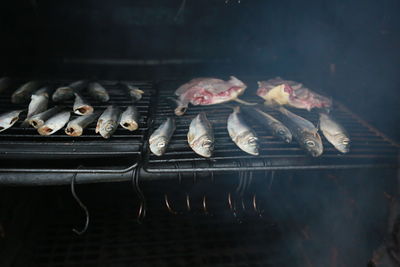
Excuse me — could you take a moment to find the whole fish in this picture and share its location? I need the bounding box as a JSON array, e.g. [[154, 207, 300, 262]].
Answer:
[[319, 112, 350, 153], [22, 88, 49, 126], [11, 81, 40, 104], [52, 80, 88, 102], [123, 83, 144, 102], [0, 77, 11, 94], [187, 112, 214, 157], [37, 111, 71, 136], [88, 82, 109, 102], [227, 107, 259, 155], [28, 106, 63, 129], [96, 106, 120, 139], [149, 117, 176, 156], [0, 110, 24, 132], [120, 105, 140, 131], [278, 107, 323, 157], [65, 112, 99, 137], [241, 107, 292, 143], [73, 93, 94, 115]]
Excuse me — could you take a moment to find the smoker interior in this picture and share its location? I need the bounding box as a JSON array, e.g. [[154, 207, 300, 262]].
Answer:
[[1, 0, 400, 266]]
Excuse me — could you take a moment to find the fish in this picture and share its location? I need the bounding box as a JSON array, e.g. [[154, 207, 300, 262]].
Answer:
[[22, 88, 49, 126], [123, 82, 144, 102], [278, 107, 323, 157], [52, 80, 88, 102], [227, 107, 259, 155], [241, 107, 292, 143], [319, 112, 350, 153], [95, 106, 120, 139], [257, 77, 332, 111], [28, 106, 64, 129], [65, 112, 99, 137], [174, 76, 255, 116], [73, 93, 94, 115], [0, 77, 11, 94], [11, 81, 40, 104], [0, 110, 24, 132], [187, 112, 214, 157], [149, 117, 176, 156], [119, 105, 140, 131], [37, 111, 71, 136], [88, 82, 110, 102]]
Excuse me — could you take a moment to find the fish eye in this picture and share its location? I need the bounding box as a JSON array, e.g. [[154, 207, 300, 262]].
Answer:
[[248, 137, 258, 145], [278, 129, 285, 135], [305, 140, 315, 147], [157, 141, 166, 148], [203, 139, 212, 148], [106, 125, 114, 131]]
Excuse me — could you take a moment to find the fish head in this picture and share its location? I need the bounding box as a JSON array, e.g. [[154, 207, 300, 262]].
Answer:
[[302, 133, 323, 157], [0, 115, 19, 132], [333, 134, 350, 153], [192, 135, 214, 157], [38, 125, 57, 135], [149, 136, 168, 156], [236, 131, 259, 156], [273, 125, 292, 143], [100, 120, 117, 139]]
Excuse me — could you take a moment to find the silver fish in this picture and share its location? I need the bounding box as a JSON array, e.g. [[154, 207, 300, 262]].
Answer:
[[149, 117, 176, 156], [28, 106, 63, 129], [120, 105, 140, 131], [52, 80, 88, 102], [187, 112, 214, 158], [242, 107, 292, 143], [95, 106, 120, 139], [319, 112, 350, 153], [73, 93, 94, 115], [37, 111, 71, 136], [123, 83, 144, 102], [65, 112, 98, 137], [23, 88, 49, 126], [227, 107, 259, 155], [278, 107, 323, 157], [11, 81, 40, 104], [0, 110, 24, 132], [88, 82, 109, 102], [0, 77, 10, 94]]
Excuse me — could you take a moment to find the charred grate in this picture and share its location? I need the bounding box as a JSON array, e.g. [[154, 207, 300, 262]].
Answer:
[[143, 80, 399, 173], [0, 80, 154, 172]]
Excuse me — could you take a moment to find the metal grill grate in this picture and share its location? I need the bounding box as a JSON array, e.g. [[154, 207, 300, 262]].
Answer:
[[143, 80, 399, 173]]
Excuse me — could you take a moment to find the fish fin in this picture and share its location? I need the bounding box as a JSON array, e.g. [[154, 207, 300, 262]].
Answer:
[[95, 119, 102, 133], [187, 132, 194, 144], [234, 98, 257, 106]]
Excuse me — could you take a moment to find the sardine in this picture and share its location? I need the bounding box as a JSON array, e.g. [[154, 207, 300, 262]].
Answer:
[[37, 111, 71, 136], [227, 107, 259, 155], [22, 88, 49, 126], [278, 107, 323, 157], [120, 105, 140, 131], [52, 80, 88, 102], [123, 83, 144, 102], [95, 106, 120, 139], [73, 93, 94, 115], [11, 81, 40, 104], [88, 82, 109, 102], [242, 107, 292, 143], [28, 106, 63, 129], [319, 112, 350, 153], [0, 77, 11, 94], [149, 117, 176, 156], [0, 110, 24, 132], [65, 112, 99, 137], [187, 112, 214, 157]]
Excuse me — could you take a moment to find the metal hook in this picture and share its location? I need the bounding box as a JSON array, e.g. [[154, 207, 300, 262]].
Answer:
[[132, 168, 146, 222], [186, 193, 191, 212], [164, 194, 178, 215], [71, 168, 89, 235], [228, 192, 237, 218], [202, 195, 209, 215]]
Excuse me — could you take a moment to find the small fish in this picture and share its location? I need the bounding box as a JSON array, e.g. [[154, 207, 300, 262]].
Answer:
[[52, 80, 88, 102], [242, 107, 292, 143], [149, 117, 176, 156], [0, 110, 24, 132], [319, 112, 350, 153], [11, 81, 40, 104], [88, 82, 109, 102], [123, 82, 144, 102], [0, 77, 11, 94], [65, 112, 99, 137], [227, 107, 259, 155], [96, 106, 120, 139], [28, 106, 63, 129], [278, 107, 323, 157], [23, 88, 49, 126], [120, 105, 140, 131], [187, 112, 214, 157], [73, 93, 94, 115], [37, 111, 71, 136]]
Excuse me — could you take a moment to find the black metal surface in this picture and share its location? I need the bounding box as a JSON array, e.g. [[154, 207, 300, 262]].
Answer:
[[143, 80, 400, 173]]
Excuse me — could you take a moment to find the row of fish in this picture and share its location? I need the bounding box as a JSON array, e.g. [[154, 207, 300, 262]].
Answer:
[[0, 105, 140, 138], [149, 107, 350, 158]]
